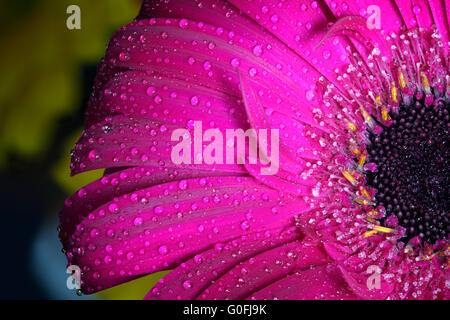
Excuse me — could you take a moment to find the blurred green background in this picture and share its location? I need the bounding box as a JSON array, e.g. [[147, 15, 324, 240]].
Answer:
[[0, 0, 168, 299]]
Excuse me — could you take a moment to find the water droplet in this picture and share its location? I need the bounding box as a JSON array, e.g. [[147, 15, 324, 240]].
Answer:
[[179, 19, 189, 28], [306, 89, 316, 101], [240, 221, 250, 230], [88, 150, 99, 162], [158, 245, 168, 255], [203, 61, 212, 71], [178, 180, 188, 190], [118, 52, 129, 61], [183, 280, 192, 289], [190, 96, 199, 106], [90, 228, 99, 238], [230, 58, 240, 67], [108, 203, 119, 213], [252, 45, 263, 56], [133, 217, 143, 226]]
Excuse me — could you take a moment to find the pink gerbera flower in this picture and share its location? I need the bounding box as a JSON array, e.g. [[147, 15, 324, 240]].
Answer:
[[59, 0, 449, 299]]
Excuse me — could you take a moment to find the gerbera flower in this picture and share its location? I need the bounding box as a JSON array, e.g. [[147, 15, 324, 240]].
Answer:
[[59, 0, 449, 300]]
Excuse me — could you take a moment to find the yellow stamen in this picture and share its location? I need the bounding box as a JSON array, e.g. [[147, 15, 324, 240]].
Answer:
[[352, 146, 361, 156], [367, 210, 379, 217], [381, 107, 391, 122], [372, 225, 394, 233], [359, 186, 371, 199], [390, 82, 398, 103], [354, 198, 374, 206], [360, 106, 373, 125], [398, 71, 407, 89], [363, 230, 378, 237], [420, 71, 430, 91], [422, 253, 436, 261], [342, 170, 357, 186], [358, 153, 366, 168], [346, 120, 357, 132], [366, 217, 377, 223], [375, 95, 382, 105]]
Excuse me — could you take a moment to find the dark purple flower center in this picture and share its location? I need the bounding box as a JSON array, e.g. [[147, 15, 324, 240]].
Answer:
[[367, 98, 449, 244]]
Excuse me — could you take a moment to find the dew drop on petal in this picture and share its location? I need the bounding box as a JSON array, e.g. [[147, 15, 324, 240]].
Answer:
[[252, 45, 263, 56], [133, 217, 143, 226], [230, 58, 240, 67], [179, 19, 189, 28], [178, 180, 188, 190], [88, 150, 100, 162], [306, 89, 316, 101], [190, 96, 199, 106], [158, 245, 168, 255], [183, 280, 192, 289]]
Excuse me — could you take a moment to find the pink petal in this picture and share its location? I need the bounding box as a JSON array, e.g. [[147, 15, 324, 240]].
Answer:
[[248, 264, 358, 300], [427, 0, 449, 53], [87, 70, 248, 131], [229, 0, 352, 82], [103, 16, 331, 116], [63, 176, 308, 293], [396, 0, 440, 31], [59, 166, 246, 248], [323, 0, 404, 35], [237, 72, 321, 194], [71, 115, 246, 175], [197, 237, 330, 300], [338, 266, 395, 300], [145, 226, 302, 300]]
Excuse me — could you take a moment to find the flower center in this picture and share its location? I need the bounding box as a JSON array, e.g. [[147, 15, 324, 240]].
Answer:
[[367, 98, 449, 244]]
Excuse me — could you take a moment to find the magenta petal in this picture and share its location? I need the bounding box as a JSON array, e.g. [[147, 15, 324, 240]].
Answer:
[[229, 0, 352, 82], [63, 176, 307, 293], [145, 226, 302, 300], [426, 0, 449, 53], [323, 0, 404, 35], [59, 166, 246, 248], [248, 264, 357, 300], [323, 242, 354, 261], [71, 115, 247, 175], [87, 70, 248, 131], [393, 0, 432, 30], [237, 71, 321, 194], [338, 265, 394, 300], [197, 237, 330, 300]]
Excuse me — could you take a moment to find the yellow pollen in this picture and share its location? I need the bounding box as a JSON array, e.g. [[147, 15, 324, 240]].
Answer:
[[381, 107, 391, 122], [422, 253, 437, 261], [363, 230, 378, 238], [366, 217, 377, 223], [346, 120, 357, 132], [358, 153, 366, 168], [372, 225, 394, 233], [352, 146, 361, 156], [375, 95, 382, 105], [360, 106, 373, 125], [398, 71, 407, 89], [420, 71, 430, 91], [342, 170, 358, 186], [359, 186, 371, 199], [390, 82, 398, 103], [367, 210, 379, 217], [354, 198, 374, 206]]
